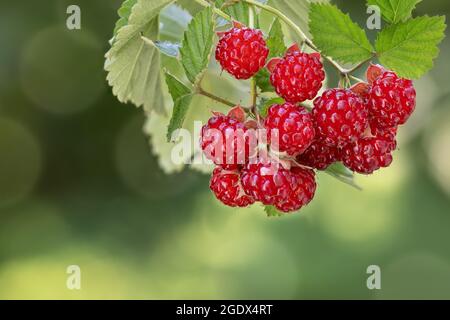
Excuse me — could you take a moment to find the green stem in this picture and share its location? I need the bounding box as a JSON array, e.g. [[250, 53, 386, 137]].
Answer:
[[197, 86, 236, 107], [349, 75, 365, 83]]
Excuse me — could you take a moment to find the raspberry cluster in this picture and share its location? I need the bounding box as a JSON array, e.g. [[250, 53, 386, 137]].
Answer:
[[207, 26, 416, 215], [201, 106, 316, 213]]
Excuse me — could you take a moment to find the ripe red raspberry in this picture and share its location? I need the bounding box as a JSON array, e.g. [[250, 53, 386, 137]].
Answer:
[[215, 26, 269, 80], [341, 134, 397, 174], [210, 167, 255, 207], [369, 120, 398, 150], [269, 46, 325, 103], [240, 159, 316, 213], [296, 139, 340, 170], [264, 103, 315, 156], [369, 71, 416, 129], [200, 113, 255, 170], [312, 89, 369, 148]]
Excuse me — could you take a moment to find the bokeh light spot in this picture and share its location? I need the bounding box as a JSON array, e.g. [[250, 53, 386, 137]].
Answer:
[[20, 26, 105, 115]]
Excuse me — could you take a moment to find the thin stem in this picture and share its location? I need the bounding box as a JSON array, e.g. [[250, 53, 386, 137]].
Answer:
[[345, 56, 373, 74], [349, 75, 365, 83], [193, 0, 232, 21], [248, 2, 255, 27], [197, 86, 236, 107]]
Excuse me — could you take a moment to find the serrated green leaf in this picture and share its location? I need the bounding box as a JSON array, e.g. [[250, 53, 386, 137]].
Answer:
[[106, 0, 174, 114], [215, 0, 250, 26], [165, 73, 194, 141], [113, 0, 138, 38], [264, 205, 284, 217], [376, 16, 446, 79], [367, 0, 422, 24], [180, 7, 215, 84], [309, 3, 374, 64], [325, 162, 361, 190], [255, 18, 287, 92], [270, 0, 328, 39], [154, 40, 181, 58]]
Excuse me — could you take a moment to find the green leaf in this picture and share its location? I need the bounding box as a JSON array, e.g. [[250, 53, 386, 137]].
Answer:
[[266, 18, 287, 59], [254, 66, 274, 94], [309, 3, 374, 64], [270, 0, 328, 39], [325, 163, 361, 190], [176, 0, 204, 16], [255, 18, 286, 92], [165, 73, 194, 141], [106, 0, 174, 114], [160, 4, 192, 42], [264, 205, 284, 217], [113, 0, 138, 38], [215, 0, 250, 26], [254, 69, 272, 93], [376, 15, 446, 79], [180, 7, 215, 84], [367, 0, 422, 24], [154, 40, 181, 58], [257, 97, 285, 117]]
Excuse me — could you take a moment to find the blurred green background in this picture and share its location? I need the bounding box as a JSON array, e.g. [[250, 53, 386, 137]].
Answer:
[[0, 0, 449, 299]]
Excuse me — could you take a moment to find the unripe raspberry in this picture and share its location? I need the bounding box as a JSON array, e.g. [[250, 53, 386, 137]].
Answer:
[[215, 26, 269, 80], [296, 139, 340, 170], [369, 71, 416, 129], [200, 113, 256, 170], [240, 158, 316, 213], [269, 45, 325, 103], [210, 167, 255, 207], [341, 134, 397, 174], [312, 89, 369, 148], [264, 103, 315, 156]]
